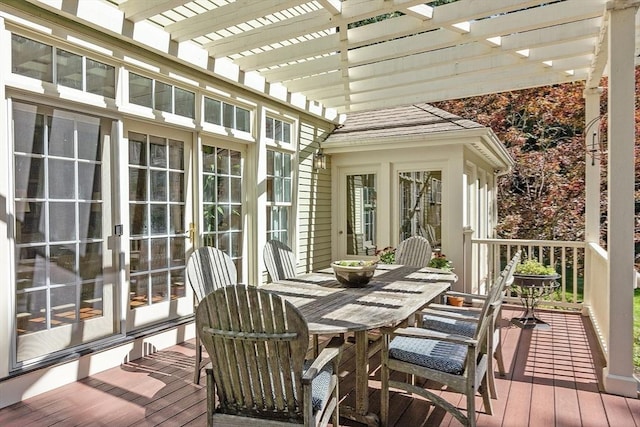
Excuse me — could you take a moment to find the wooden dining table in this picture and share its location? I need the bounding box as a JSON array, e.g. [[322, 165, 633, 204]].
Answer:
[[262, 263, 456, 426]]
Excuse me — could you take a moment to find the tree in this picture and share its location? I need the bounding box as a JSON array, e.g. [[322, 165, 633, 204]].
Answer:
[[433, 69, 640, 253]]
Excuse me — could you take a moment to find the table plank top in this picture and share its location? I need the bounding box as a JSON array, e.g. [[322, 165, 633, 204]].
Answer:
[[262, 264, 453, 335]]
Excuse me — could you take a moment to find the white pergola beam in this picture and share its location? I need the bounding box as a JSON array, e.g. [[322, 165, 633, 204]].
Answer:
[[234, 34, 340, 71], [119, 0, 186, 22], [165, 0, 305, 42], [317, 0, 342, 15], [260, 55, 341, 82], [334, 62, 582, 106], [330, 69, 586, 113], [205, 0, 557, 59], [258, 0, 603, 84], [204, 9, 331, 57]]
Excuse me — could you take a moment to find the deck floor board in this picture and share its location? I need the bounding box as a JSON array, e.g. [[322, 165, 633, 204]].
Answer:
[[1, 307, 638, 426]]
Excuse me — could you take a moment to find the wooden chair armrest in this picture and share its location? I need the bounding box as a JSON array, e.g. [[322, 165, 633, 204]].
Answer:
[[420, 307, 480, 322], [445, 290, 488, 300], [385, 326, 478, 347], [428, 303, 482, 313], [302, 336, 343, 384]]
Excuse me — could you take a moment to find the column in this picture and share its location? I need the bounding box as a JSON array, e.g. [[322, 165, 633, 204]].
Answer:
[[603, 0, 639, 397]]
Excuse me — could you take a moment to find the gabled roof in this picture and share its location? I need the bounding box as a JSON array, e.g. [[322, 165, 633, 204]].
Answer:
[[326, 103, 484, 141], [323, 103, 514, 171]]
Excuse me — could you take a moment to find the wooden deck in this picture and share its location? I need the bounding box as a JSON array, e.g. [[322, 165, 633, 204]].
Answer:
[[1, 306, 639, 426]]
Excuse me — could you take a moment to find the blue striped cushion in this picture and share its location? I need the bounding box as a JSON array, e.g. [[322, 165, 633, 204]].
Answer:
[[422, 314, 476, 337], [303, 360, 333, 411], [389, 335, 468, 375]]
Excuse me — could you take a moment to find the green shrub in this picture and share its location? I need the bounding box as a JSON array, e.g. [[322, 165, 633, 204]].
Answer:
[[515, 259, 557, 275]]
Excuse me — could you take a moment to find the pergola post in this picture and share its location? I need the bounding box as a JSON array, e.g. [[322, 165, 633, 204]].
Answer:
[[603, 0, 639, 397], [582, 87, 602, 316], [583, 87, 603, 244]]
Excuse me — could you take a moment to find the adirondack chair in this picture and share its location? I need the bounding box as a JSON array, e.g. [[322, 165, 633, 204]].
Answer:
[[186, 246, 238, 384], [196, 285, 342, 427], [380, 256, 509, 427], [263, 239, 297, 282], [419, 251, 521, 399], [395, 235, 432, 267]]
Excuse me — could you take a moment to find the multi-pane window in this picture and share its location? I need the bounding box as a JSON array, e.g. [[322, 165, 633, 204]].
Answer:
[[11, 34, 115, 98], [204, 97, 250, 132], [13, 103, 105, 342], [129, 73, 195, 119], [265, 117, 291, 144], [266, 150, 292, 244], [202, 146, 244, 279], [128, 132, 186, 309], [398, 171, 442, 248]]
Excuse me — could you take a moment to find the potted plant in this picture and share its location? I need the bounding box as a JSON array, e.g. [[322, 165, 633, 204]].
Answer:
[[375, 246, 396, 264], [428, 252, 454, 272], [513, 258, 560, 287], [427, 253, 460, 305], [511, 258, 561, 329]]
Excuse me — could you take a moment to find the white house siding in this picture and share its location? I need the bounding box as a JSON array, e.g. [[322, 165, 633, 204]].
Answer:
[[296, 120, 334, 275]]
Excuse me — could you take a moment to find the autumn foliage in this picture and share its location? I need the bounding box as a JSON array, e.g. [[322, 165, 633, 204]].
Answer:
[[433, 69, 640, 252]]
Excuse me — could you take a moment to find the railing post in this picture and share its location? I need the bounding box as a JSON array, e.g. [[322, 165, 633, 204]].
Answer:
[[462, 226, 474, 293]]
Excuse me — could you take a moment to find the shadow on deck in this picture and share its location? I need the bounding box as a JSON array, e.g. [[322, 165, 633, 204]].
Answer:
[[1, 307, 639, 426]]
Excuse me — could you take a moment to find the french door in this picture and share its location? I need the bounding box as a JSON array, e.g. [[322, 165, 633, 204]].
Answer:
[[125, 125, 193, 330], [12, 102, 116, 364], [200, 139, 244, 282]]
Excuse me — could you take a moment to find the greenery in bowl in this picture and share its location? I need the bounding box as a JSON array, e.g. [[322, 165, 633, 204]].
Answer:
[[334, 260, 377, 267], [331, 260, 377, 287], [428, 253, 454, 271], [515, 259, 557, 276]]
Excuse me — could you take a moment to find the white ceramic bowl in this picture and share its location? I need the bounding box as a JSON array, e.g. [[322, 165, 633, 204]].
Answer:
[[331, 261, 377, 287]]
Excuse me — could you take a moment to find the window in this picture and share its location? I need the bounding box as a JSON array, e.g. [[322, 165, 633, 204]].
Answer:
[[266, 150, 292, 244], [265, 117, 291, 143], [204, 97, 250, 132], [11, 34, 53, 82], [11, 34, 115, 98], [129, 73, 195, 119], [398, 170, 442, 249]]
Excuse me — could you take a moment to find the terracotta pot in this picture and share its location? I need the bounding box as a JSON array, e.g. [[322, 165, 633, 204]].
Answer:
[[447, 296, 464, 307]]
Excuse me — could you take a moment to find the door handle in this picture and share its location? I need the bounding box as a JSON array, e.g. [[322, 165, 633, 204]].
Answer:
[[188, 222, 196, 243]]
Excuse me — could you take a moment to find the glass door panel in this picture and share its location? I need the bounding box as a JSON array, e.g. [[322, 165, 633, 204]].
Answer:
[[346, 174, 377, 256], [201, 144, 243, 281], [398, 170, 442, 249], [127, 132, 188, 313], [13, 102, 115, 365]]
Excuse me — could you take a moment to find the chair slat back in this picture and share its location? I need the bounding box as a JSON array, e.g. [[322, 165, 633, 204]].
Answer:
[[395, 236, 432, 267], [186, 247, 238, 302], [196, 285, 309, 422], [263, 240, 297, 282], [473, 251, 522, 341]]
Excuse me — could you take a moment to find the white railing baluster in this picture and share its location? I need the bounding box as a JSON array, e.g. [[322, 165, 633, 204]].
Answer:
[[471, 238, 586, 311]]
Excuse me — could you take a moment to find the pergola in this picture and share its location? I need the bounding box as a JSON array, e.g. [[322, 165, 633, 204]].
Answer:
[[6, 0, 639, 397]]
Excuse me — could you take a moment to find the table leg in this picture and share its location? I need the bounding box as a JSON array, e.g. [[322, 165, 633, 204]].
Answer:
[[339, 330, 380, 426]]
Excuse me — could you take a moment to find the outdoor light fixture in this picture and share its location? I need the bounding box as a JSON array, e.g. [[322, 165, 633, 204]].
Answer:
[[585, 115, 606, 166], [313, 147, 327, 170]]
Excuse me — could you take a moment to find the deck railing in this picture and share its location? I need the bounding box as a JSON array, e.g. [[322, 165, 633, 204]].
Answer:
[[468, 238, 587, 311], [466, 237, 617, 364]]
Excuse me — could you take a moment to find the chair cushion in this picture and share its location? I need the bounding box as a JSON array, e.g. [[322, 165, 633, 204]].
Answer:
[[303, 360, 333, 411], [388, 335, 468, 375], [422, 313, 476, 337]]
